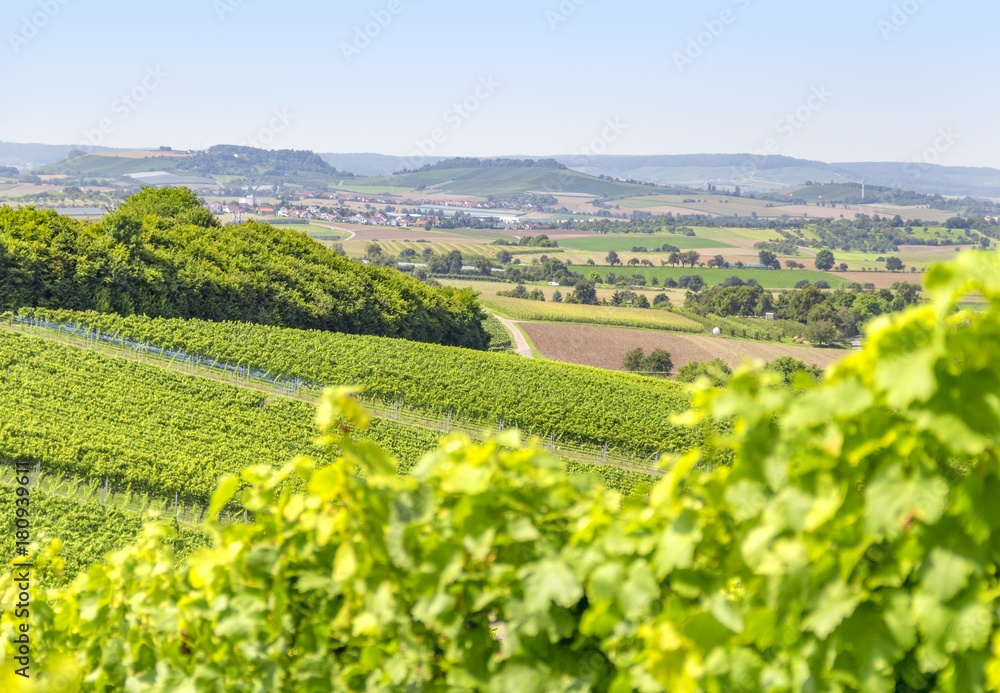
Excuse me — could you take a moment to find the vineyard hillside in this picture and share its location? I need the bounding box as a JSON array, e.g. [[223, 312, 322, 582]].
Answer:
[[22, 308, 704, 457]]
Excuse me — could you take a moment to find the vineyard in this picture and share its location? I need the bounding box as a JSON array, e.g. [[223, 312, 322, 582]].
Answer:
[[0, 485, 208, 588], [5, 252, 999, 690], [18, 308, 705, 458], [0, 327, 660, 520], [0, 331, 465, 506]]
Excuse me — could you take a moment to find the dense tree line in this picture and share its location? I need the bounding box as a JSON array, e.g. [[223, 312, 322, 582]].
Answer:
[[0, 187, 487, 348], [185, 145, 352, 179], [684, 277, 922, 343]]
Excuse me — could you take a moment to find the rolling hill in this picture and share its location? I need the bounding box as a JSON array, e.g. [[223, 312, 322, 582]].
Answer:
[[355, 158, 663, 197]]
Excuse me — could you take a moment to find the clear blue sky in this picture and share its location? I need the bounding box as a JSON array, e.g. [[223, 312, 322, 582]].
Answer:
[[3, 0, 996, 166]]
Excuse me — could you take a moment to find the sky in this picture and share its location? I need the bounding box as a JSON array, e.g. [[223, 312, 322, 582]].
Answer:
[[2, 0, 997, 167]]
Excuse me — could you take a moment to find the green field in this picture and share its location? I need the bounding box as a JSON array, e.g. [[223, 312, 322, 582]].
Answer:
[[481, 295, 703, 332], [560, 234, 732, 252], [591, 265, 851, 289]]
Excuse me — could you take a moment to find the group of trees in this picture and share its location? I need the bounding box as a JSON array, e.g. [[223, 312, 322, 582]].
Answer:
[[0, 187, 489, 349], [621, 347, 674, 376], [684, 276, 923, 344], [497, 284, 549, 302]]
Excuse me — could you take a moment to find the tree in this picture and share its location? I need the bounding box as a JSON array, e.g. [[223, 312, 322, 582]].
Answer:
[[896, 281, 919, 305], [758, 250, 777, 268], [605, 250, 621, 266], [474, 255, 492, 276], [805, 317, 840, 346], [642, 348, 672, 375], [496, 249, 512, 264], [621, 347, 645, 372], [634, 294, 650, 309], [885, 256, 905, 272], [675, 358, 732, 386], [571, 282, 598, 305], [764, 356, 822, 385], [667, 251, 681, 267], [815, 249, 835, 271], [551, 289, 562, 303], [838, 263, 848, 272]]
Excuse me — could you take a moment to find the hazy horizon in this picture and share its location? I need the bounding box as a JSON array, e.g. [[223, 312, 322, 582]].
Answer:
[[3, 0, 995, 167]]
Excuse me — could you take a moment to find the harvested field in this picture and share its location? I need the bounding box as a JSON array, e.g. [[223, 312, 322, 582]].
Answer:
[[520, 322, 849, 373]]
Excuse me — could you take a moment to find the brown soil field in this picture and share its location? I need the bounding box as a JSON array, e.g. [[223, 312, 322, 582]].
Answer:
[[551, 196, 599, 213], [520, 323, 849, 372]]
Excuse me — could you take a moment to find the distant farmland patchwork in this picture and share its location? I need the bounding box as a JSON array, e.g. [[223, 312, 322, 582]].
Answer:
[[559, 234, 733, 251]]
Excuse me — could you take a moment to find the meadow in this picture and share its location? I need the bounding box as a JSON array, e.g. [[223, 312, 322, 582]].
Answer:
[[480, 295, 703, 332]]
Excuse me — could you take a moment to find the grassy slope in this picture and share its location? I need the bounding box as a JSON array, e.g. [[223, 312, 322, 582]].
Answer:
[[34, 154, 184, 177], [482, 295, 702, 332], [356, 167, 662, 197]]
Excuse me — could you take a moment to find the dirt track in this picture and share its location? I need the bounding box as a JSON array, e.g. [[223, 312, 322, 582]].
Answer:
[[520, 323, 849, 372]]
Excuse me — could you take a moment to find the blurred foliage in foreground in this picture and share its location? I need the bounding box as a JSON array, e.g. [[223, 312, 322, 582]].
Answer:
[[2, 252, 1000, 691]]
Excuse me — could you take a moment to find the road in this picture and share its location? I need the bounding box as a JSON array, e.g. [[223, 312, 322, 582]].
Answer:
[[493, 314, 533, 358]]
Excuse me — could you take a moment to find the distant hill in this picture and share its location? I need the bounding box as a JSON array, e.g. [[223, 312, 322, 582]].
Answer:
[[0, 141, 116, 170], [35, 153, 185, 177], [34, 145, 355, 186], [318, 152, 444, 177], [357, 157, 662, 197], [0, 187, 488, 349], [832, 162, 1000, 199], [18, 142, 1000, 200], [551, 154, 1000, 200]]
